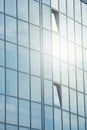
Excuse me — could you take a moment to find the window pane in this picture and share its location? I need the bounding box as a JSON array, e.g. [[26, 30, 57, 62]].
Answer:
[[79, 117, 85, 130], [30, 24, 40, 51], [59, 0, 66, 14], [62, 86, 69, 110], [18, 0, 28, 21], [6, 16, 17, 43], [0, 0, 4, 12], [0, 13, 4, 39], [31, 76, 41, 102], [71, 114, 78, 130], [31, 102, 41, 129], [19, 100, 30, 127], [6, 69, 17, 96], [67, 0, 73, 18], [75, 0, 81, 22], [83, 26, 87, 49], [70, 89, 77, 113], [44, 55, 52, 79], [54, 108, 62, 130], [0, 95, 5, 122], [18, 20, 29, 47], [68, 18, 74, 41], [5, 0, 16, 16], [6, 125, 18, 130], [77, 69, 83, 92], [78, 92, 84, 116], [51, 0, 58, 10], [19, 46, 29, 73], [0, 40, 4, 66], [83, 49, 87, 71], [6, 42, 17, 69], [45, 106, 53, 130], [30, 50, 40, 76], [19, 127, 30, 130], [69, 65, 76, 89], [19, 72, 29, 99], [75, 22, 81, 45], [43, 29, 51, 54], [43, 5, 51, 30], [6, 97, 17, 124], [42, 0, 50, 5], [30, 0, 39, 25], [85, 95, 87, 117], [44, 79, 52, 105], [84, 72, 87, 94], [0, 123, 4, 130], [76, 46, 82, 69], [63, 111, 70, 130], [82, 3, 87, 26], [52, 11, 58, 32], [0, 67, 5, 94]]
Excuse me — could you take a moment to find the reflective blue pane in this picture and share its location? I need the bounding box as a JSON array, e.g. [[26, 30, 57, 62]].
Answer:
[[0, 40, 4, 66], [79, 117, 85, 130], [0, 123, 4, 130], [45, 106, 53, 130], [18, 20, 29, 47], [71, 114, 78, 130], [63, 111, 70, 130], [19, 127, 30, 130], [43, 5, 51, 30], [0, 0, 4, 12], [19, 72, 29, 99], [6, 69, 17, 96], [30, 24, 40, 51], [31, 103, 41, 129], [0, 13, 4, 39], [5, 0, 16, 16], [6, 42, 17, 69], [18, 0, 28, 21], [6, 125, 18, 130], [31, 76, 41, 102], [0, 67, 5, 94], [44, 79, 52, 105], [19, 100, 30, 127], [19, 46, 29, 73], [0, 95, 5, 122], [6, 16, 17, 43], [6, 97, 17, 124], [30, 0, 39, 25], [31, 50, 40, 76]]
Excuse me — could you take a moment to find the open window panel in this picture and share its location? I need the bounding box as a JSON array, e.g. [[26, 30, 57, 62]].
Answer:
[[53, 82, 61, 107], [52, 8, 59, 32]]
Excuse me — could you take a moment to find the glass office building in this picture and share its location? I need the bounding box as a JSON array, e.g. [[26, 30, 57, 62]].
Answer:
[[0, 0, 87, 129]]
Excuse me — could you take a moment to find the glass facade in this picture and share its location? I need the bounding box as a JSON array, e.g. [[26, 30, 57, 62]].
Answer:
[[0, 0, 87, 130]]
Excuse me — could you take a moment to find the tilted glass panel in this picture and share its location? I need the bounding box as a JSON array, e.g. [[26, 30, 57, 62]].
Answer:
[[30, 50, 40, 76], [0, 67, 5, 94], [19, 99, 30, 127], [19, 72, 29, 99], [6, 16, 17, 43], [0, 40, 4, 66], [0, 95, 5, 122], [30, 0, 39, 25], [54, 108, 62, 130], [6, 97, 17, 124], [31, 76, 41, 102], [30, 24, 40, 51], [70, 89, 77, 113], [6, 69, 17, 96], [18, 20, 29, 47], [5, 0, 16, 17], [43, 5, 51, 30], [0, 13, 4, 39], [19, 46, 29, 73], [31, 102, 41, 129], [44, 79, 53, 105], [6, 42, 17, 69], [18, 0, 28, 21], [45, 106, 53, 130]]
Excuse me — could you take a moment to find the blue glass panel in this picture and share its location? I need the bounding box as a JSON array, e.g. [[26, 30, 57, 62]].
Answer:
[[6, 42, 17, 69], [18, 0, 28, 21], [6, 69, 17, 96], [0, 0, 4, 12], [0, 95, 5, 122], [19, 72, 29, 99], [0, 13, 4, 39], [0, 40, 4, 66], [6, 97, 17, 124], [0, 123, 4, 130], [6, 16, 17, 43], [19, 100, 30, 127], [0, 67, 5, 94], [6, 125, 18, 130], [5, 0, 16, 16]]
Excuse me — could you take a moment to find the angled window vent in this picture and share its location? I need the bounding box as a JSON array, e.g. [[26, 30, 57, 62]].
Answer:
[[53, 82, 61, 107]]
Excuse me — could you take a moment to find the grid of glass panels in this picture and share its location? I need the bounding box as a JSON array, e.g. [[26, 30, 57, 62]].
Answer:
[[0, 0, 87, 130]]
